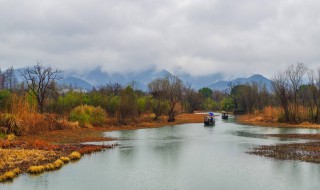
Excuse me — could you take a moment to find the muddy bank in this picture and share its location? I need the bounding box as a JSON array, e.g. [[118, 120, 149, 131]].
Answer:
[[248, 132, 320, 163], [248, 141, 320, 163]]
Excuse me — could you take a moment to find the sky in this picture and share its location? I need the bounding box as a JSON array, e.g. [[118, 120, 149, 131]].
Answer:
[[0, 0, 320, 79]]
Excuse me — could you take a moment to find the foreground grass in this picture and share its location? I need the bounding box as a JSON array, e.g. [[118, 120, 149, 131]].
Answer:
[[0, 139, 115, 183]]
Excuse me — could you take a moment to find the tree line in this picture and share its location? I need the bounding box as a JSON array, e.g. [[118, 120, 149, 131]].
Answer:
[[0, 63, 320, 127]]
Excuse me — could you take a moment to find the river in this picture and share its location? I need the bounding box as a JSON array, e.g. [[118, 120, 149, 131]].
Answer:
[[2, 117, 320, 190]]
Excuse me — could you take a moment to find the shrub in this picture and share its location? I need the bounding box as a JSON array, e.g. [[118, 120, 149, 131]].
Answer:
[[69, 105, 107, 127], [0, 113, 22, 136]]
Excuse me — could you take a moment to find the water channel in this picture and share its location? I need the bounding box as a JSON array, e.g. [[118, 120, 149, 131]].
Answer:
[[2, 117, 320, 190]]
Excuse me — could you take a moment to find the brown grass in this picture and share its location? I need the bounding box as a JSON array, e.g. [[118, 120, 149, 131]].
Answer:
[[238, 106, 320, 129]]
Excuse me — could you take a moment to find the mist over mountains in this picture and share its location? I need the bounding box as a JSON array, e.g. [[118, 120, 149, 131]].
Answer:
[[14, 67, 272, 91]]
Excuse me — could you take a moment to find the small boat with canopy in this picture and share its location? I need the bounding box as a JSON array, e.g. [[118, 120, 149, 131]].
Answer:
[[221, 111, 229, 119], [204, 112, 215, 126]]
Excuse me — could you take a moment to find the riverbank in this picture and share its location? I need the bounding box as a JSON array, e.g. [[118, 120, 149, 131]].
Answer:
[[237, 114, 320, 129], [237, 114, 320, 163], [18, 113, 204, 144], [0, 113, 204, 182]]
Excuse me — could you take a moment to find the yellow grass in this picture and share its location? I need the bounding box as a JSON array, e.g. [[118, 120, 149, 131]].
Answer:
[[53, 159, 64, 168], [0, 168, 20, 182], [28, 159, 65, 174], [28, 165, 46, 174], [0, 149, 57, 168], [7, 134, 15, 141], [69, 151, 81, 160], [60, 156, 71, 163]]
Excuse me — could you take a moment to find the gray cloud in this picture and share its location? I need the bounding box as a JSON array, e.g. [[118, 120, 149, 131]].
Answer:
[[0, 0, 320, 79]]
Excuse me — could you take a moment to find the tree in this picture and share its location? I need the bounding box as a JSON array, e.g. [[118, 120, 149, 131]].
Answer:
[[20, 64, 63, 113], [183, 84, 202, 113], [148, 75, 184, 122], [118, 86, 138, 124], [286, 63, 308, 123], [307, 69, 320, 123], [98, 82, 122, 96], [199, 87, 213, 99], [4, 67, 17, 90], [148, 78, 168, 120], [163, 75, 184, 122], [272, 71, 290, 122]]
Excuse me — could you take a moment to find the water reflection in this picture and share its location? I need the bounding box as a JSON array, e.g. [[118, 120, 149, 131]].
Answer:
[[3, 120, 320, 190]]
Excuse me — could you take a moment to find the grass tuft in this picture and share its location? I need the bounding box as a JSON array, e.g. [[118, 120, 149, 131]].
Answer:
[[69, 151, 81, 160], [60, 156, 71, 163], [0, 168, 20, 182]]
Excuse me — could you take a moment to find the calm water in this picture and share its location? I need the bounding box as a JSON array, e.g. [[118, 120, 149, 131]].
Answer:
[[2, 118, 320, 190]]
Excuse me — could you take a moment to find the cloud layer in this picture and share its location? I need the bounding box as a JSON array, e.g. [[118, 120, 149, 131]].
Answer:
[[1, 0, 320, 79]]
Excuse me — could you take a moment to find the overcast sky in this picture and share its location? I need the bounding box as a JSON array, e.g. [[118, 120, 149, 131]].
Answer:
[[0, 0, 320, 79]]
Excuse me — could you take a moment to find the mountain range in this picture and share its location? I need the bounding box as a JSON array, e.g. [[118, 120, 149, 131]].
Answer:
[[208, 74, 272, 91], [14, 67, 272, 91]]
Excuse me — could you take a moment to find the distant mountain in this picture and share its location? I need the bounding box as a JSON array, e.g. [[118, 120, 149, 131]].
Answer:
[[208, 74, 272, 91], [82, 67, 171, 88], [57, 76, 94, 91], [78, 67, 223, 90], [13, 66, 271, 92]]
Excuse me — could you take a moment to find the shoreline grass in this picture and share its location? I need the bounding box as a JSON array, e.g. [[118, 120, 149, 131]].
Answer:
[[0, 113, 203, 183]]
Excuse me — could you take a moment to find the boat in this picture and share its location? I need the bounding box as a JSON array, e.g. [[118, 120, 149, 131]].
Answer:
[[204, 112, 215, 126], [221, 111, 229, 119]]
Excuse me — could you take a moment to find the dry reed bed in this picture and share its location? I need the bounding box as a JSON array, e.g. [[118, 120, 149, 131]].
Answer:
[[238, 106, 320, 129], [0, 139, 116, 182]]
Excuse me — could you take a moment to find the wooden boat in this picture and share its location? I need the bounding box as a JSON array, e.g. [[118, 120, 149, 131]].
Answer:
[[221, 111, 229, 119], [204, 116, 215, 126]]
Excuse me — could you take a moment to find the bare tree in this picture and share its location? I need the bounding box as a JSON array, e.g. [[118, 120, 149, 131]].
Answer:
[[4, 67, 17, 90], [20, 64, 63, 113], [148, 78, 168, 120], [308, 69, 320, 123], [163, 75, 184, 122], [272, 71, 290, 122], [286, 63, 308, 123], [183, 83, 202, 113], [98, 82, 122, 96], [148, 75, 184, 122]]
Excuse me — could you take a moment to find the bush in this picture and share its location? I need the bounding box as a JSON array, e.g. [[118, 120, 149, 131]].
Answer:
[[69, 105, 107, 127], [0, 113, 22, 136]]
